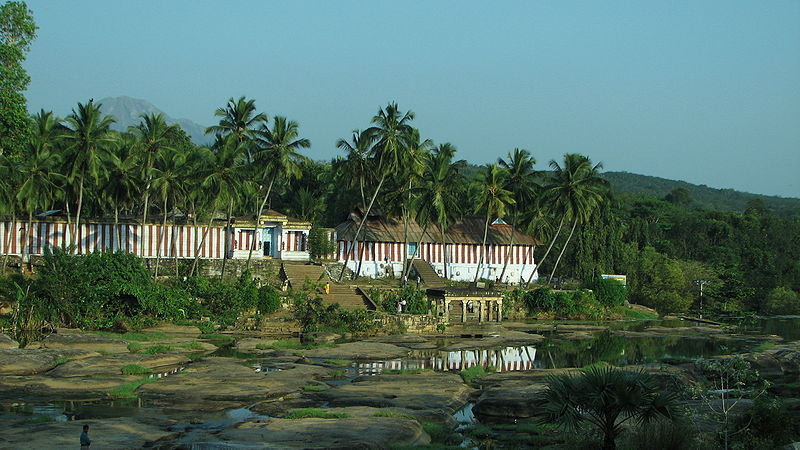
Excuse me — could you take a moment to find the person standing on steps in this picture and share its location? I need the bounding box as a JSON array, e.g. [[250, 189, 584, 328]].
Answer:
[[80, 424, 91, 448]]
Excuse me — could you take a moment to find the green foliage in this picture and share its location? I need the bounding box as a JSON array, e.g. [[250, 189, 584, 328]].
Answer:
[[761, 286, 800, 315], [538, 366, 680, 450], [284, 408, 349, 419], [619, 419, 699, 450], [523, 287, 605, 319], [629, 247, 692, 315], [290, 288, 377, 334], [107, 377, 155, 399], [0, 1, 37, 155], [589, 277, 628, 307], [460, 365, 492, 383], [729, 396, 798, 449], [143, 344, 172, 354], [178, 273, 281, 326], [374, 286, 428, 314], [120, 364, 152, 375], [308, 226, 335, 259], [53, 357, 68, 366]]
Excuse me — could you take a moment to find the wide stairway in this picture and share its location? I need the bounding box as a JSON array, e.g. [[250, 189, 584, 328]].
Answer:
[[281, 263, 327, 289], [281, 263, 375, 311], [409, 259, 447, 287]]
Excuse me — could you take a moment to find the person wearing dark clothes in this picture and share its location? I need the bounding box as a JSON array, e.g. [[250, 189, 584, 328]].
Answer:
[[80, 424, 91, 448]]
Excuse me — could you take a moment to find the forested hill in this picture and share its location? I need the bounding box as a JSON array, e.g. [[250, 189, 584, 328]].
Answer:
[[602, 171, 800, 216]]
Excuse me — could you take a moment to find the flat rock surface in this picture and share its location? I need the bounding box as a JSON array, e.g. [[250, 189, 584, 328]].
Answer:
[[47, 353, 189, 378], [315, 372, 474, 412], [41, 332, 130, 353], [140, 357, 331, 411], [0, 416, 174, 449], [0, 333, 19, 349], [141, 323, 202, 338], [199, 416, 430, 449], [0, 348, 97, 376], [234, 337, 278, 353], [301, 341, 410, 360]]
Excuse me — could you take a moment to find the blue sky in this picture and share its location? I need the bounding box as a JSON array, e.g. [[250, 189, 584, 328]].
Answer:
[[22, 1, 800, 198]]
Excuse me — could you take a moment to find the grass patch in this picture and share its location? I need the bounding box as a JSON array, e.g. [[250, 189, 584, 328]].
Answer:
[[258, 339, 335, 351], [176, 342, 204, 350], [201, 333, 234, 344], [420, 420, 461, 445], [30, 414, 56, 423], [120, 364, 152, 375], [753, 341, 776, 352], [618, 306, 659, 320], [91, 330, 168, 341], [329, 369, 346, 378], [107, 377, 155, 399], [53, 357, 69, 366], [302, 384, 328, 392], [460, 365, 494, 383], [143, 344, 172, 354], [383, 368, 432, 375], [127, 342, 144, 352], [284, 408, 350, 419]]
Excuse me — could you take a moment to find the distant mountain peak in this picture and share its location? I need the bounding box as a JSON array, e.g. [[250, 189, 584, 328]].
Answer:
[[96, 96, 210, 146]]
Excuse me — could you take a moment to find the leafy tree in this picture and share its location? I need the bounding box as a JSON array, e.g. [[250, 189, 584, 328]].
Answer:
[[308, 226, 334, 260], [761, 286, 800, 315], [538, 366, 679, 450], [629, 246, 691, 315], [0, 1, 36, 155]]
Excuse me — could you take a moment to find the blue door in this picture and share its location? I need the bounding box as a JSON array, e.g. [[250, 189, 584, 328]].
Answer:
[[263, 228, 274, 257]]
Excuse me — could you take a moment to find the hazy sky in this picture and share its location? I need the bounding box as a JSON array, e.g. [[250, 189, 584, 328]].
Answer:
[[22, 1, 800, 198]]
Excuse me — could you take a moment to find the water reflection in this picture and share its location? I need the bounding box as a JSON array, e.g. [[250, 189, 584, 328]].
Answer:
[[350, 346, 539, 376]]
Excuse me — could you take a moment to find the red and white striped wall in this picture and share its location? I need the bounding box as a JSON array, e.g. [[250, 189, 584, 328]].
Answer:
[[335, 240, 539, 284], [0, 220, 231, 259]]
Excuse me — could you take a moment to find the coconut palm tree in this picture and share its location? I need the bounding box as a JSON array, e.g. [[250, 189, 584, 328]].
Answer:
[[16, 142, 66, 261], [497, 148, 538, 282], [473, 164, 515, 282], [414, 143, 465, 280], [60, 100, 115, 251], [0, 153, 18, 273], [149, 148, 186, 277], [129, 113, 181, 255], [545, 153, 608, 283], [102, 135, 142, 251], [201, 135, 248, 279], [338, 102, 415, 281], [247, 116, 309, 267], [205, 96, 266, 162], [336, 129, 375, 208], [538, 366, 679, 450]]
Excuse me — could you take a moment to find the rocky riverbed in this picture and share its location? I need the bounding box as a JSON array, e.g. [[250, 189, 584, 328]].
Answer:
[[1, 318, 799, 448]]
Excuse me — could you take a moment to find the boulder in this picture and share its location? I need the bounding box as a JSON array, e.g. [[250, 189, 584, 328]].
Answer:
[[315, 372, 474, 413], [0, 333, 19, 349], [42, 332, 130, 353], [206, 416, 430, 448], [0, 416, 174, 449], [0, 348, 97, 376], [140, 357, 331, 411], [474, 383, 547, 423]]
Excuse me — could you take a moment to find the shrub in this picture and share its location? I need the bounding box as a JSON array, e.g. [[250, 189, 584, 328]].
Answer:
[[291, 290, 377, 334], [375, 286, 428, 314], [284, 408, 349, 419], [107, 377, 155, 399], [120, 364, 152, 375], [460, 365, 489, 383], [589, 278, 628, 307], [523, 288, 604, 319], [761, 287, 800, 315], [308, 227, 335, 260]]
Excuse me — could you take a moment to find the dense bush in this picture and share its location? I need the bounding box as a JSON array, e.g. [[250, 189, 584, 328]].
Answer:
[[589, 277, 628, 307], [760, 286, 800, 315], [374, 286, 428, 314], [177, 272, 281, 326], [291, 290, 377, 333], [523, 287, 604, 319], [308, 226, 335, 260]]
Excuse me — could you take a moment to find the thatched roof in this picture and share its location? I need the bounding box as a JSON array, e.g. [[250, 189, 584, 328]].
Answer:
[[335, 208, 540, 246]]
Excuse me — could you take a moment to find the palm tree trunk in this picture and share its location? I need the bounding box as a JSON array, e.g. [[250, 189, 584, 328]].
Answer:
[[2, 213, 17, 275], [26, 212, 33, 266], [114, 204, 120, 252], [338, 173, 386, 282], [64, 200, 72, 250], [172, 220, 179, 278], [441, 225, 448, 280], [498, 211, 517, 283], [474, 213, 491, 283], [220, 199, 233, 280], [525, 216, 565, 286], [518, 245, 536, 285], [73, 176, 85, 255], [548, 219, 578, 284], [246, 179, 274, 269], [154, 196, 168, 278], [190, 212, 215, 277], [140, 154, 153, 257]]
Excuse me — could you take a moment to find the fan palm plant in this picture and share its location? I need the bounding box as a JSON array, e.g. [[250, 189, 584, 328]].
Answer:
[[538, 366, 679, 450]]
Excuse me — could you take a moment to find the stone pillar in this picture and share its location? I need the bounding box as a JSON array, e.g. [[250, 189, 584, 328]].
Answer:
[[443, 299, 449, 322], [497, 300, 502, 322], [478, 300, 483, 322], [461, 300, 467, 322]]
